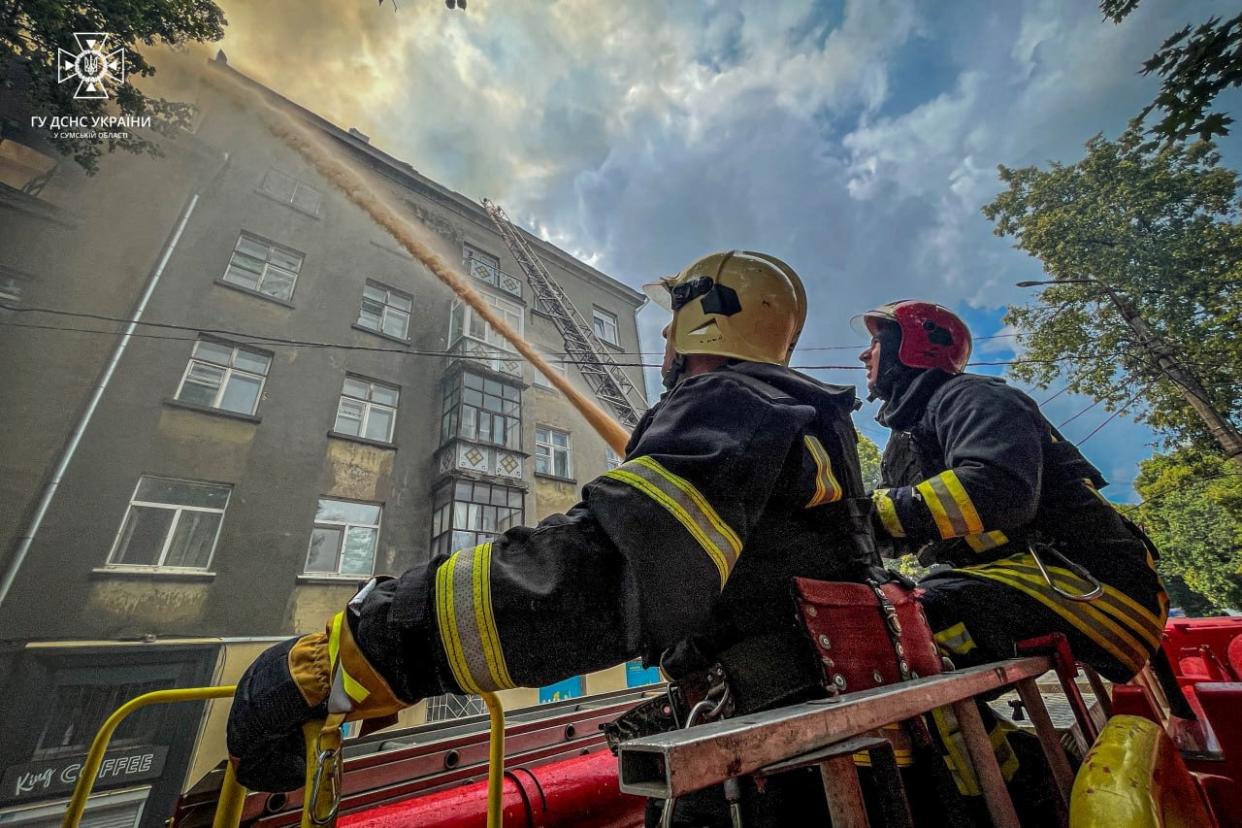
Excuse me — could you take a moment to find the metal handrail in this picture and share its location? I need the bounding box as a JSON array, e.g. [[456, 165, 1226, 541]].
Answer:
[[62, 686, 241, 828]]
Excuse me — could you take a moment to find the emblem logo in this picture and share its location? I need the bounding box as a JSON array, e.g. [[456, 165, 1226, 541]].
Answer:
[[58, 33, 126, 100]]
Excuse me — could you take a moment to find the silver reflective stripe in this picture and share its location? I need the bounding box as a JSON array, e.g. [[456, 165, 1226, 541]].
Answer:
[[920, 474, 971, 537], [604, 456, 741, 587]]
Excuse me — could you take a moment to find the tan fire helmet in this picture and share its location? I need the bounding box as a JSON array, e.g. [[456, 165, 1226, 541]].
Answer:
[[644, 250, 807, 366]]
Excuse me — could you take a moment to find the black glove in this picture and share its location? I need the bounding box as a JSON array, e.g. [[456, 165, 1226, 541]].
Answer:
[[227, 603, 410, 792]]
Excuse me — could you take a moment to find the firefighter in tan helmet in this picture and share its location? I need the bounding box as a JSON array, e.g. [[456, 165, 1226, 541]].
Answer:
[[228, 250, 879, 825]]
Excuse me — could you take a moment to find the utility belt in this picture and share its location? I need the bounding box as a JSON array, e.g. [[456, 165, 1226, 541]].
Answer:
[[603, 575, 945, 755]]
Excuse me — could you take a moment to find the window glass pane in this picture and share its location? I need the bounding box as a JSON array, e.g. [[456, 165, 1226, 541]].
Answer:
[[163, 510, 221, 568], [335, 399, 364, 435], [343, 378, 369, 399], [555, 453, 570, 478], [382, 309, 409, 338], [236, 236, 269, 259], [364, 284, 387, 302], [553, 431, 569, 447], [178, 363, 223, 407], [535, 451, 550, 476], [315, 498, 381, 525], [110, 506, 174, 565], [358, 304, 382, 330], [224, 264, 260, 290], [467, 503, 482, 530], [463, 389, 483, 408], [267, 247, 303, 271], [340, 527, 377, 575], [389, 292, 412, 311], [506, 419, 521, 449], [291, 184, 321, 214], [503, 384, 520, 400], [536, 428, 549, 444], [262, 170, 296, 200], [365, 406, 394, 442], [371, 384, 399, 406], [509, 490, 524, 508], [460, 406, 477, 438], [490, 487, 509, 506], [194, 340, 234, 365], [468, 311, 487, 339], [451, 530, 475, 552], [452, 503, 468, 529], [136, 478, 230, 508], [464, 374, 483, 390], [306, 527, 341, 572], [220, 374, 262, 415], [260, 267, 296, 300], [233, 349, 271, 375]]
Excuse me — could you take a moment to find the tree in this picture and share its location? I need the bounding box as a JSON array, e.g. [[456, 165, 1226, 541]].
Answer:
[[857, 433, 882, 491], [983, 127, 1242, 455], [1130, 448, 1242, 612], [0, 0, 226, 173], [1101, 2, 1242, 144]]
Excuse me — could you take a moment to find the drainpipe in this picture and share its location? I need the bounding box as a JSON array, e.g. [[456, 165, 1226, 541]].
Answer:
[[0, 152, 230, 609]]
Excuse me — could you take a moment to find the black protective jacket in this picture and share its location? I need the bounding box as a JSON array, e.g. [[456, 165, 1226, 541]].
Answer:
[[872, 370, 1161, 591], [351, 361, 871, 712]]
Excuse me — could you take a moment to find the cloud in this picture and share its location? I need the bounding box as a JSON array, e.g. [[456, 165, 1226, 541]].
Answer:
[[161, 0, 1239, 486]]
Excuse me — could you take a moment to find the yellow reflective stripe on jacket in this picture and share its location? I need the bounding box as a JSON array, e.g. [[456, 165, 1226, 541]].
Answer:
[[435, 542, 515, 694], [994, 558, 1163, 651], [932, 708, 1019, 796], [803, 435, 843, 508], [934, 621, 978, 656], [959, 565, 1147, 674], [604, 456, 742, 587], [873, 489, 906, 538], [917, 471, 983, 539], [964, 530, 1009, 554], [327, 612, 372, 704]]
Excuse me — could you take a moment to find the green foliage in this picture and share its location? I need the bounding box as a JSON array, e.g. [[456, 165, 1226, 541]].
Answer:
[[1131, 447, 1242, 612], [857, 433, 882, 491], [982, 127, 1242, 453], [0, 0, 226, 173], [1101, 2, 1241, 144]]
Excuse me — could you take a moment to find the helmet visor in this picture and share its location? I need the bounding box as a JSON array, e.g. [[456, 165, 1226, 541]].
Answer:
[[849, 312, 891, 340], [642, 278, 674, 311]]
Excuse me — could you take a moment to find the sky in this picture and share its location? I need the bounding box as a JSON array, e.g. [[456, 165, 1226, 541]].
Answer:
[[186, 0, 1241, 502]]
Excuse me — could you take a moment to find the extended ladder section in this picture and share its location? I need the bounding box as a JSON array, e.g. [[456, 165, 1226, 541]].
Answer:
[[482, 198, 645, 426]]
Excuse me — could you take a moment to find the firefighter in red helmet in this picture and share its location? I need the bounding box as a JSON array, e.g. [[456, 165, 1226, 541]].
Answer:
[[857, 300, 1168, 798]]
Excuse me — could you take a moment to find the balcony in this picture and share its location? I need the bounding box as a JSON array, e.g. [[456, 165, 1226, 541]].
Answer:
[[466, 256, 523, 299], [449, 335, 524, 380], [436, 439, 526, 482]]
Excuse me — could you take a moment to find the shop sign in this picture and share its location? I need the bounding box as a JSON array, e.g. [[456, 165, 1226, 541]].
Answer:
[[0, 746, 167, 803]]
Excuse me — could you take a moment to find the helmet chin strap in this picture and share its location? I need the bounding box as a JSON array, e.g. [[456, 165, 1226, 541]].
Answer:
[[662, 353, 687, 390]]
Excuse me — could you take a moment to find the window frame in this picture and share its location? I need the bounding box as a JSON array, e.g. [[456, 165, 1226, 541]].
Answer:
[[303, 497, 383, 578], [592, 307, 620, 346], [430, 479, 524, 558], [449, 291, 525, 353], [356, 280, 412, 341], [221, 232, 304, 303], [439, 370, 522, 449], [104, 476, 232, 572], [259, 168, 323, 217], [174, 338, 272, 416], [535, 426, 574, 480], [334, 375, 401, 444]]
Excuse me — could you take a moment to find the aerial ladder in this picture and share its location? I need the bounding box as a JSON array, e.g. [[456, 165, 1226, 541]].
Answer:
[[481, 199, 646, 427]]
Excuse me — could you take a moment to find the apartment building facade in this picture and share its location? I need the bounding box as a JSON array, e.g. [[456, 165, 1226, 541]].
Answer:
[[0, 54, 651, 827]]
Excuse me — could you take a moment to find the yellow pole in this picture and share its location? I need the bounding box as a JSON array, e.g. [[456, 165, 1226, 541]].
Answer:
[[62, 686, 237, 828], [210, 763, 247, 828], [482, 693, 506, 828]]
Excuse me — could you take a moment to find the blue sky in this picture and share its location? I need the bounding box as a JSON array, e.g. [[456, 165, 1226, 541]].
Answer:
[[208, 0, 1241, 502]]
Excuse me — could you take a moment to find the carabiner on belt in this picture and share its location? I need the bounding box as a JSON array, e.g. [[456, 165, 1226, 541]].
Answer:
[[1028, 542, 1104, 603]]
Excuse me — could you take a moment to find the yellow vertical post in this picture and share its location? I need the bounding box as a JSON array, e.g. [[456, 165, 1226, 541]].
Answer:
[[482, 692, 506, 828], [211, 763, 247, 828]]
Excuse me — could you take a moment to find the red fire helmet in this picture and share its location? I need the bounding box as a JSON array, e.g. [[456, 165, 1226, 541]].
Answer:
[[855, 300, 972, 374]]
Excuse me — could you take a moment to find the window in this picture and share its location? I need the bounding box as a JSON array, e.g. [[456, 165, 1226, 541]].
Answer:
[[440, 372, 521, 449], [304, 498, 381, 576], [535, 427, 573, 479], [426, 692, 487, 722], [592, 307, 620, 346], [357, 281, 411, 339], [260, 168, 322, 215], [531, 348, 568, 390], [36, 677, 171, 758], [430, 479, 524, 558], [335, 376, 400, 443], [222, 233, 303, 302], [106, 477, 231, 570], [606, 447, 623, 470], [448, 292, 524, 352], [175, 339, 271, 416]]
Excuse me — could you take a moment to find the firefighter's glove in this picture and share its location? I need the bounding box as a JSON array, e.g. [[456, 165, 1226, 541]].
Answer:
[[228, 595, 408, 791]]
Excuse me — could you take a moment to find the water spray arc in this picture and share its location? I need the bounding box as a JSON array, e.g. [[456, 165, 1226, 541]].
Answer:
[[205, 68, 632, 457]]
